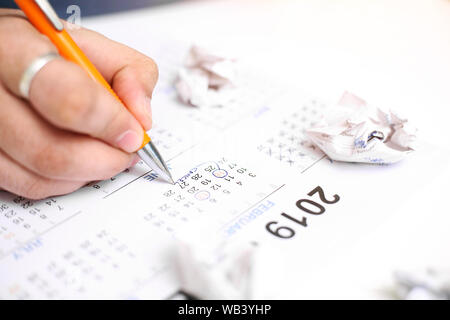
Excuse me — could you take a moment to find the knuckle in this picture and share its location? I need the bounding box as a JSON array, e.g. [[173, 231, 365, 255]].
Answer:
[[145, 57, 159, 81], [131, 56, 159, 84], [147, 57, 159, 73]]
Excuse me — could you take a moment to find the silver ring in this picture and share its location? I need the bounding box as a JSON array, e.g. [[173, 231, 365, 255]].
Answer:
[[19, 52, 60, 99]]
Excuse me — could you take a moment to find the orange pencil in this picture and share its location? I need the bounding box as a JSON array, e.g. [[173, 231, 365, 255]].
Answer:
[[14, 0, 174, 184]]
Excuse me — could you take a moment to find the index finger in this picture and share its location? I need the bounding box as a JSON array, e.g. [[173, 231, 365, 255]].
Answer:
[[68, 26, 159, 131]]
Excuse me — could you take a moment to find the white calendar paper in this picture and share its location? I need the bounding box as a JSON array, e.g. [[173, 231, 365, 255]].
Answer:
[[0, 36, 446, 299]]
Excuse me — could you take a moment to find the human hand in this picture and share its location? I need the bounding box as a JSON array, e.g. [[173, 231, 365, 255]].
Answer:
[[0, 9, 158, 199]]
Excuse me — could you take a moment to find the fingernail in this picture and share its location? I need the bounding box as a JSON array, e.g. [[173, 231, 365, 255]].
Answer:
[[116, 130, 142, 153]]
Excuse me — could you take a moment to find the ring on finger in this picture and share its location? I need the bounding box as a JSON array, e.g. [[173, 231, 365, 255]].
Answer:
[[19, 52, 60, 99]]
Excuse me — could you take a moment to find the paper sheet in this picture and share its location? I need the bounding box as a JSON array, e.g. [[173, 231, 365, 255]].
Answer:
[[0, 36, 445, 300]]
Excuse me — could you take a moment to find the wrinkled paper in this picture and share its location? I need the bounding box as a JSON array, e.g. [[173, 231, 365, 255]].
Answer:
[[306, 92, 417, 164], [393, 268, 450, 299], [175, 225, 285, 299], [175, 45, 237, 107], [175, 236, 256, 299]]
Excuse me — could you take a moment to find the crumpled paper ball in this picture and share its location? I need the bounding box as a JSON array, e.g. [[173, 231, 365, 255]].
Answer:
[[306, 92, 417, 164], [175, 45, 237, 108]]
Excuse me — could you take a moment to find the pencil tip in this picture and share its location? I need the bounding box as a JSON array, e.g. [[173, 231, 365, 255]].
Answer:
[[166, 172, 175, 185], [138, 142, 175, 185]]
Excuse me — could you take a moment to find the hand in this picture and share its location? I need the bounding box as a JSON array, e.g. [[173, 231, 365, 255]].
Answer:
[[0, 9, 158, 199]]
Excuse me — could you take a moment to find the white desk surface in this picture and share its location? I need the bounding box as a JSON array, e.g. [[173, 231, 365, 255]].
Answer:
[[83, 0, 450, 298]]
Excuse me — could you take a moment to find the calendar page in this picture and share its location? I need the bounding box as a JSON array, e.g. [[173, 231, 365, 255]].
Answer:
[[0, 36, 446, 299]]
